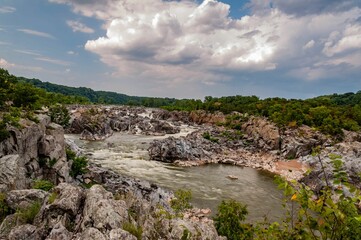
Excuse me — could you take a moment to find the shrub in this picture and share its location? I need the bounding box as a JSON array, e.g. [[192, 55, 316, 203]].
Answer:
[[202, 131, 219, 143], [70, 156, 88, 177], [49, 104, 70, 127], [17, 201, 41, 224], [123, 222, 143, 240], [170, 189, 192, 214], [0, 193, 11, 222], [33, 179, 54, 192], [48, 192, 58, 204], [213, 199, 252, 240], [0, 121, 10, 142], [66, 148, 76, 161]]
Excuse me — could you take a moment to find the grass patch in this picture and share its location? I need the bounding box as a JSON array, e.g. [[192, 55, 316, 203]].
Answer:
[[17, 201, 41, 224], [123, 222, 143, 240], [33, 179, 54, 192]]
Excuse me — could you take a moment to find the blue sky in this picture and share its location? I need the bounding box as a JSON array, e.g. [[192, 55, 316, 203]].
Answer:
[[0, 0, 361, 99]]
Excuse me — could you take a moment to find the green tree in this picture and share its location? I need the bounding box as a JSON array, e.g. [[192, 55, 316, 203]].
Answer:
[[49, 104, 70, 127], [213, 199, 252, 240]]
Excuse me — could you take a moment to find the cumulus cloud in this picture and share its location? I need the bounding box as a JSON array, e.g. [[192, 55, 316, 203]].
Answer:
[[17, 29, 55, 39], [67, 20, 94, 33], [0, 6, 16, 14], [49, 0, 361, 97]]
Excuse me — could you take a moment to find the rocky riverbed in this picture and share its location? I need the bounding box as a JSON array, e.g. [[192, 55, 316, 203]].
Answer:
[[67, 105, 361, 193], [0, 113, 223, 239]]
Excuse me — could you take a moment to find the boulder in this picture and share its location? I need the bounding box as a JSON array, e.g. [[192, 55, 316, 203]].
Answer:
[[46, 222, 72, 240], [6, 189, 48, 210], [109, 228, 137, 240], [81, 185, 128, 232], [0, 154, 28, 191], [8, 224, 39, 240], [78, 227, 106, 240], [47, 183, 84, 216], [242, 117, 280, 150]]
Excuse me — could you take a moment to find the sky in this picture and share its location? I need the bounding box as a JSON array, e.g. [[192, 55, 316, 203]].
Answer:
[[0, 0, 360, 100]]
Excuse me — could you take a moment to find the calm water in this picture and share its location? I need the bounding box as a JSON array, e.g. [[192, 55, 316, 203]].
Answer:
[[66, 131, 284, 222]]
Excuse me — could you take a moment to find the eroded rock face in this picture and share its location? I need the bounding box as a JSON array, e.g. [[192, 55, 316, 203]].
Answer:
[[6, 189, 48, 210], [81, 185, 128, 232], [300, 141, 361, 192], [148, 132, 220, 163], [0, 154, 27, 191], [9, 224, 39, 240], [242, 117, 281, 151], [281, 125, 326, 159], [0, 115, 70, 191]]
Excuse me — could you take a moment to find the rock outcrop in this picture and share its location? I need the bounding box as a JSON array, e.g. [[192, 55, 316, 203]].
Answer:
[[242, 116, 281, 151], [67, 106, 181, 140], [0, 115, 70, 192], [0, 113, 222, 240]]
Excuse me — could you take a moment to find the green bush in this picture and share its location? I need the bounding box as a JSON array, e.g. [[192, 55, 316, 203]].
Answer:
[[123, 222, 143, 240], [70, 156, 88, 177], [0, 193, 11, 222], [0, 121, 10, 142], [170, 189, 192, 214], [32, 179, 54, 192], [213, 199, 252, 240], [17, 201, 41, 224], [213, 154, 361, 240], [66, 148, 76, 161], [202, 132, 219, 143], [66, 148, 88, 177], [48, 192, 58, 204], [49, 104, 70, 127]]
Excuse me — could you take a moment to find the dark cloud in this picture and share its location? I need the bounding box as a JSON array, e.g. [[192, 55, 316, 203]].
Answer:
[[239, 30, 261, 39]]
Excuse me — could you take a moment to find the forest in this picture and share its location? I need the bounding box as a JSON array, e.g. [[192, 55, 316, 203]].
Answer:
[[19, 71, 361, 137]]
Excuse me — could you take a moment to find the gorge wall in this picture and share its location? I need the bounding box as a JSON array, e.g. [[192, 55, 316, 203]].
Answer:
[[0, 114, 222, 240]]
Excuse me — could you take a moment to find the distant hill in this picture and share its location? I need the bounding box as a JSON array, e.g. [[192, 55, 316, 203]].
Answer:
[[20, 77, 178, 107], [12, 71, 361, 136]]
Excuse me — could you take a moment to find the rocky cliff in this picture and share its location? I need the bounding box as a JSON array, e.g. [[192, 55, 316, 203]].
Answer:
[[0, 114, 222, 240]]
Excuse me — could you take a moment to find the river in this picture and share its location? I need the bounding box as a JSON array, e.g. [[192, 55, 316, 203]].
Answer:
[[66, 129, 285, 222]]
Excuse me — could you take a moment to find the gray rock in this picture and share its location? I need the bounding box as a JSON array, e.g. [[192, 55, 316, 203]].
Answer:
[[46, 222, 72, 240], [78, 227, 106, 240], [9, 224, 39, 240], [109, 228, 137, 240], [81, 185, 128, 232], [242, 117, 280, 150], [0, 154, 28, 191], [48, 183, 84, 216], [0, 214, 18, 238], [6, 189, 48, 210]]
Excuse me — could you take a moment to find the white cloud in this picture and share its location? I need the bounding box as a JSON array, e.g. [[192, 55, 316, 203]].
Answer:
[[0, 6, 16, 14], [35, 57, 71, 66], [67, 20, 94, 33], [14, 50, 42, 56], [303, 40, 315, 49], [323, 24, 361, 57], [17, 29, 55, 39], [0, 58, 44, 72], [50, 0, 361, 96], [0, 58, 15, 68]]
